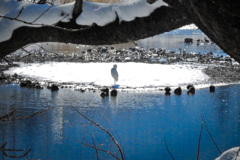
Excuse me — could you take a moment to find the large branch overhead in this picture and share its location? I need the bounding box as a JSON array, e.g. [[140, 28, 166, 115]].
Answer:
[[0, 0, 240, 63], [0, 0, 191, 59]]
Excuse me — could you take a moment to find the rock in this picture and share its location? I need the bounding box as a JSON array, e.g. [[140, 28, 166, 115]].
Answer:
[[110, 89, 117, 96], [165, 87, 171, 95], [101, 87, 109, 96], [51, 84, 59, 91], [20, 80, 32, 87], [184, 38, 193, 43], [100, 92, 108, 98], [209, 85, 215, 93], [174, 87, 182, 95], [187, 84, 194, 90], [187, 86, 195, 95]]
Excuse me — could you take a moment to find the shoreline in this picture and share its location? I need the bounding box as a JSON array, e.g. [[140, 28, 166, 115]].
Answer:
[[1, 46, 240, 92]]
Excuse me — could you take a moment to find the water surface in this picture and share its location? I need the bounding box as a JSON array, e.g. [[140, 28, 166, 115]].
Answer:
[[0, 84, 240, 160]]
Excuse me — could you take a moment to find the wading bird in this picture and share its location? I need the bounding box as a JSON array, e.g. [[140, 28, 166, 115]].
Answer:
[[111, 64, 118, 85]]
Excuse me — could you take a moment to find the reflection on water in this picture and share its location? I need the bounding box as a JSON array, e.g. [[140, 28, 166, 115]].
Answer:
[[0, 84, 240, 159]]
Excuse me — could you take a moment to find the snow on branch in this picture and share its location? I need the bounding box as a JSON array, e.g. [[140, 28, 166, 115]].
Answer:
[[0, 0, 168, 42]]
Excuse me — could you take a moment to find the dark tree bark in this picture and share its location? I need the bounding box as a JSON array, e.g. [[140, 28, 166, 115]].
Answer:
[[163, 0, 240, 62]]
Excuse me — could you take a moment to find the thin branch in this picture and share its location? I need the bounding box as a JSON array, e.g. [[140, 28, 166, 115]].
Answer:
[[0, 14, 89, 32], [1, 148, 31, 158], [164, 137, 175, 160], [91, 136, 100, 160], [79, 141, 120, 160], [12, 106, 54, 121], [197, 124, 203, 160], [200, 115, 222, 154], [0, 143, 31, 158], [72, 105, 125, 160], [16, 7, 25, 19], [32, 6, 53, 23], [0, 110, 17, 121], [0, 107, 54, 121]]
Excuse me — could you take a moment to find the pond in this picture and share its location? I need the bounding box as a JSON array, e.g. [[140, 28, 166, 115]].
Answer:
[[0, 84, 240, 160]]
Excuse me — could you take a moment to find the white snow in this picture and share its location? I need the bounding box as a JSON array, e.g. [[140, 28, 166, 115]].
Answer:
[[215, 147, 240, 160], [4, 62, 210, 88], [0, 0, 168, 42], [179, 24, 198, 30]]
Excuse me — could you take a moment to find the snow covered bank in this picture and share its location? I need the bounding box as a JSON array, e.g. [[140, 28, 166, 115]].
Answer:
[[4, 62, 210, 89], [0, 0, 167, 42], [215, 147, 240, 160]]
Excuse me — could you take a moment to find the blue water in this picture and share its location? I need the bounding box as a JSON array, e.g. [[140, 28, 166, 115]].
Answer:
[[0, 84, 240, 160]]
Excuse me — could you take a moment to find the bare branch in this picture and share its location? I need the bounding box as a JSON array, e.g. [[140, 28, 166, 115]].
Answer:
[[16, 7, 25, 19], [32, 6, 54, 23], [200, 115, 222, 154], [197, 124, 203, 160], [91, 136, 100, 160], [72, 105, 125, 160], [0, 110, 17, 121], [79, 141, 120, 160], [0, 107, 54, 121], [164, 137, 175, 160], [0, 143, 31, 159]]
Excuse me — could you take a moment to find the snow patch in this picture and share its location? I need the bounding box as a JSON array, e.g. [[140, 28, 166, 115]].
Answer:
[[4, 62, 210, 88], [215, 147, 240, 160], [179, 24, 198, 30]]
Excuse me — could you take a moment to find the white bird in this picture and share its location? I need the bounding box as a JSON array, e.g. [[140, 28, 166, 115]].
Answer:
[[111, 64, 118, 85]]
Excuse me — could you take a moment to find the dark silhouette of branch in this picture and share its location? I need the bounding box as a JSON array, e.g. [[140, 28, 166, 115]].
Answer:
[[0, 107, 54, 121], [16, 7, 25, 19], [164, 137, 175, 160], [32, 6, 54, 23], [0, 110, 17, 121], [72, 105, 125, 160], [79, 141, 121, 160], [91, 136, 100, 160], [0, 143, 31, 158], [200, 115, 222, 155], [197, 123, 203, 160]]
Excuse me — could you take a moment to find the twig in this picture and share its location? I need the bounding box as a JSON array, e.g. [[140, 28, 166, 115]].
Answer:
[[164, 137, 175, 160], [32, 6, 53, 23], [197, 123, 203, 160], [201, 115, 222, 154], [72, 106, 124, 160], [0, 142, 31, 158], [0, 107, 54, 121], [79, 141, 120, 160], [0, 110, 17, 121], [12, 106, 54, 121], [91, 136, 100, 160], [16, 7, 25, 19]]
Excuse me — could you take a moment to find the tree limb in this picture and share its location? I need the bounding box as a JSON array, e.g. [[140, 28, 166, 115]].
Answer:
[[0, 5, 191, 59]]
